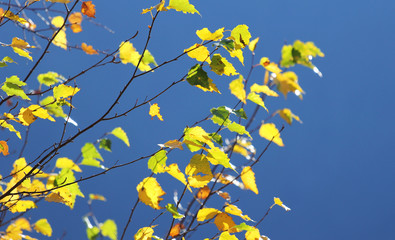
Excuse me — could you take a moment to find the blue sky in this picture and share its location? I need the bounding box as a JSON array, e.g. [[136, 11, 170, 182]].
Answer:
[[1, 0, 395, 239]]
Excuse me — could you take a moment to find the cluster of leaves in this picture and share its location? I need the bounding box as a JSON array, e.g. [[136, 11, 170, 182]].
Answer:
[[0, 0, 323, 239]]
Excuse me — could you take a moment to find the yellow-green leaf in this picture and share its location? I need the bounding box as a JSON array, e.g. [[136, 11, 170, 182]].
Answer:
[[52, 30, 67, 50], [168, 0, 200, 15], [166, 203, 185, 219], [111, 127, 130, 147], [274, 71, 304, 99], [0, 120, 21, 139], [148, 150, 167, 174], [134, 226, 154, 240], [1, 75, 30, 100], [219, 231, 238, 240], [227, 122, 251, 138], [259, 123, 284, 147], [230, 24, 251, 48], [247, 92, 268, 112], [33, 219, 52, 237], [101, 219, 117, 240], [207, 146, 233, 170], [37, 71, 63, 86]]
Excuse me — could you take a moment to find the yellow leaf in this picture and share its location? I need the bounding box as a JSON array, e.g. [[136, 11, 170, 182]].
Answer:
[[230, 24, 251, 48], [273, 71, 304, 99], [260, 57, 282, 74], [229, 75, 246, 104], [89, 193, 106, 201], [0, 120, 21, 139], [163, 139, 183, 150], [195, 78, 221, 94], [219, 231, 238, 240], [81, 1, 96, 18], [250, 83, 278, 97], [56, 157, 82, 172], [8, 200, 37, 213], [136, 177, 165, 209], [248, 37, 259, 52], [259, 123, 284, 147], [81, 43, 98, 55], [18, 107, 36, 126], [11, 37, 33, 49], [33, 219, 52, 237], [210, 54, 237, 76], [119, 41, 152, 71], [196, 208, 221, 221], [15, 218, 31, 231], [53, 84, 80, 99], [274, 197, 291, 211], [11, 158, 32, 181], [196, 27, 224, 41], [240, 166, 258, 194], [52, 30, 67, 50], [184, 44, 211, 63], [134, 226, 154, 240], [45, 192, 65, 203], [142, 0, 167, 14], [206, 146, 233, 170], [276, 108, 302, 125], [247, 92, 268, 112], [214, 212, 238, 233], [0, 140, 9, 156], [165, 164, 188, 187], [183, 126, 214, 149], [149, 103, 163, 121], [168, 0, 200, 15], [245, 228, 261, 240], [224, 203, 252, 221], [3, 10, 28, 24], [12, 46, 33, 61], [27, 105, 55, 122], [51, 16, 64, 28], [185, 154, 213, 188], [228, 48, 244, 65]]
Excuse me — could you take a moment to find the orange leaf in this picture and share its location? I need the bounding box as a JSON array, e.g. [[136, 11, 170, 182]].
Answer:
[[81, 43, 98, 55], [0, 141, 9, 156], [68, 12, 82, 24], [169, 223, 184, 237], [81, 1, 95, 18], [197, 186, 210, 199], [70, 24, 82, 33]]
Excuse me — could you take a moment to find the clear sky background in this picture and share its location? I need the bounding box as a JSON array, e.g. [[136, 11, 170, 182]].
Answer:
[[1, 0, 395, 239]]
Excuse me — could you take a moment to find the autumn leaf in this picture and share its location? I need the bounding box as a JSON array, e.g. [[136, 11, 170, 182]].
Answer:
[[69, 12, 82, 33], [166, 203, 185, 219], [136, 177, 165, 209], [51, 16, 65, 28], [37, 71, 63, 86], [8, 200, 37, 213], [229, 75, 246, 103], [245, 227, 261, 240], [214, 212, 238, 233], [185, 154, 213, 188], [53, 84, 80, 100], [1, 75, 30, 100], [0, 141, 9, 156], [147, 150, 167, 174], [186, 64, 210, 90], [101, 219, 117, 240], [2, 10, 28, 24], [165, 163, 191, 191], [162, 139, 183, 150], [185, 44, 211, 63], [259, 123, 284, 147], [0, 120, 21, 139], [52, 29, 67, 50], [210, 54, 237, 76], [81, 43, 98, 55], [273, 71, 304, 99], [219, 231, 238, 240], [250, 83, 279, 97], [276, 108, 302, 125], [206, 146, 234, 170], [33, 219, 52, 237], [81, 1, 96, 18], [248, 37, 259, 52], [260, 57, 282, 74], [224, 203, 252, 221], [247, 92, 268, 112], [196, 27, 224, 41], [197, 186, 210, 199], [197, 208, 221, 221], [149, 103, 164, 121], [18, 107, 36, 126], [169, 223, 184, 237], [281, 40, 324, 69], [230, 24, 251, 48], [240, 166, 258, 194], [56, 157, 82, 172], [89, 193, 106, 202], [111, 127, 130, 147], [134, 226, 155, 240], [274, 197, 291, 211], [168, 0, 200, 15]]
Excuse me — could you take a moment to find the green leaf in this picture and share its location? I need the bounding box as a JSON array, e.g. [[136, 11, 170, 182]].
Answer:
[[0, 56, 15, 67], [233, 222, 254, 231], [210, 54, 237, 76], [111, 127, 130, 147], [209, 132, 223, 146], [101, 219, 117, 240], [81, 143, 103, 165], [142, 50, 158, 67], [210, 106, 231, 126], [99, 138, 112, 152], [234, 108, 247, 119], [207, 147, 233, 170], [40, 96, 66, 118], [186, 64, 209, 89], [280, 40, 324, 69], [218, 39, 235, 51], [37, 71, 63, 87], [1, 75, 30, 100], [227, 122, 251, 138], [148, 150, 167, 174], [86, 226, 100, 240], [165, 203, 185, 219], [80, 158, 102, 168]]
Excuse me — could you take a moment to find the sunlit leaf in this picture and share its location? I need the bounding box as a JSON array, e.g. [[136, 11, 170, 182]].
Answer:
[[54, 168, 84, 208], [165, 163, 190, 191], [214, 212, 238, 233], [233, 222, 254, 232], [149, 103, 164, 121], [210, 54, 237, 76], [274, 197, 291, 211], [136, 177, 165, 209], [169, 223, 184, 238], [280, 40, 324, 69], [81, 43, 98, 55], [162, 139, 183, 150], [219, 231, 238, 240], [225, 203, 252, 221], [111, 127, 130, 147], [240, 166, 258, 194], [250, 83, 278, 97], [81, 1, 96, 18], [276, 108, 302, 125], [134, 226, 154, 240], [40, 96, 67, 118], [196, 27, 224, 41], [27, 104, 55, 122], [166, 203, 185, 219], [51, 16, 64, 28], [15, 218, 31, 231], [89, 193, 106, 201], [33, 219, 52, 237], [2, 10, 28, 24], [56, 157, 82, 172], [101, 219, 117, 240], [185, 44, 211, 63], [99, 138, 112, 152], [248, 37, 259, 52], [53, 84, 80, 99], [259, 123, 284, 147], [81, 143, 103, 167], [168, 0, 200, 15], [195, 78, 221, 93], [230, 24, 251, 48], [183, 126, 214, 151], [0, 120, 21, 139], [247, 92, 268, 112], [245, 227, 261, 240], [1, 75, 30, 100], [186, 64, 209, 89], [274, 71, 304, 99], [260, 57, 282, 74], [185, 154, 213, 188], [197, 186, 210, 199], [8, 200, 37, 213], [197, 208, 221, 222], [69, 12, 82, 24], [148, 150, 167, 174], [87, 226, 100, 240], [18, 108, 36, 126], [52, 29, 67, 50], [207, 146, 233, 170], [229, 75, 246, 103], [227, 122, 251, 138], [37, 71, 63, 86], [0, 56, 15, 67]]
